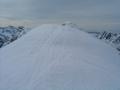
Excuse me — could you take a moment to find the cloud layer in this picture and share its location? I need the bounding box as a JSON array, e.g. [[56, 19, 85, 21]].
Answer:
[[0, 0, 120, 31]]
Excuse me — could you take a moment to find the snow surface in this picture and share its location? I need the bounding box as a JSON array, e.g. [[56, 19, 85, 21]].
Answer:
[[0, 24, 120, 90]]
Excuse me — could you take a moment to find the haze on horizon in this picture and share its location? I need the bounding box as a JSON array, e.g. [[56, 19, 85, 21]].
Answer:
[[0, 0, 120, 31]]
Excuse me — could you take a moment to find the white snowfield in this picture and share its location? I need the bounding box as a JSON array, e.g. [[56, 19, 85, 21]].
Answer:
[[0, 24, 120, 90]]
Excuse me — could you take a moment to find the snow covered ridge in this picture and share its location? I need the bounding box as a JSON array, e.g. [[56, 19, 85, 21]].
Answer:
[[0, 24, 120, 90], [0, 26, 28, 48], [88, 31, 120, 52]]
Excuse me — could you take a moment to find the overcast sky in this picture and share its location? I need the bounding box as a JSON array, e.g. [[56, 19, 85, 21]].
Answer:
[[0, 0, 120, 31]]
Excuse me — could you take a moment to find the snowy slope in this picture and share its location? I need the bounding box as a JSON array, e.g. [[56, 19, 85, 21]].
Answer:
[[0, 24, 120, 90]]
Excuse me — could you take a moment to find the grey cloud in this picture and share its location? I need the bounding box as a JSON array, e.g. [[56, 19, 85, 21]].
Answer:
[[0, 0, 120, 30]]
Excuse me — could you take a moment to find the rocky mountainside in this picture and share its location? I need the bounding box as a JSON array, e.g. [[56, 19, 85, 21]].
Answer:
[[0, 26, 28, 48], [88, 31, 120, 52]]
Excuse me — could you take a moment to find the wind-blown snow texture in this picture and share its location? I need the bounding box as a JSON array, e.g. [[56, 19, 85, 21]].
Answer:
[[0, 24, 120, 90]]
